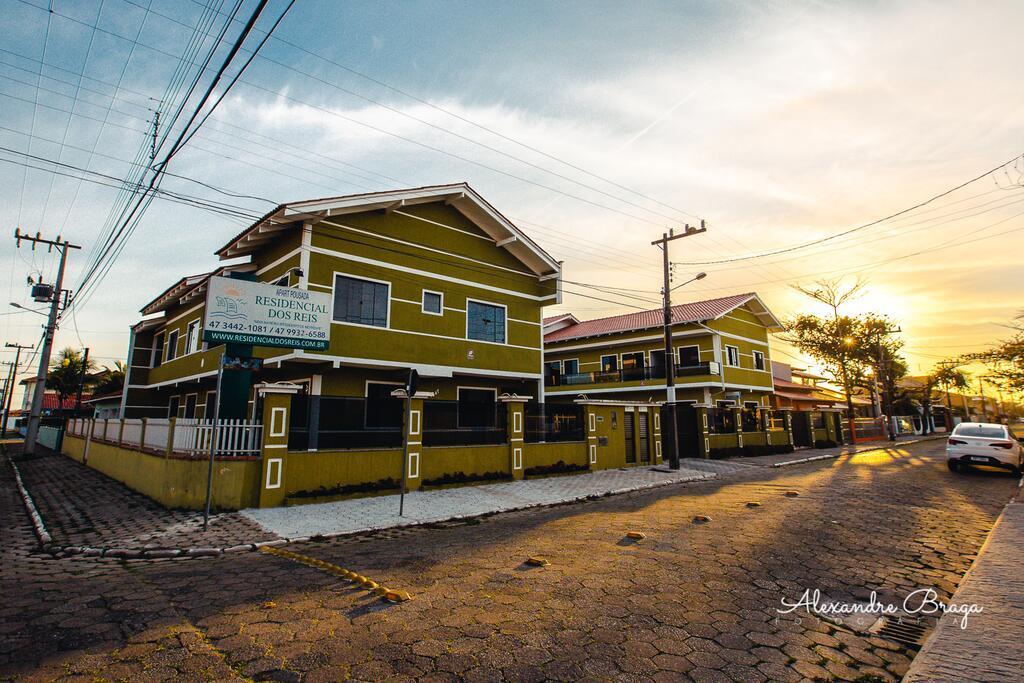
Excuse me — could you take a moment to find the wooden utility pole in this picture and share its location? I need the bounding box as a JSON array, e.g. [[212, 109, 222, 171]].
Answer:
[[14, 230, 81, 455], [652, 222, 707, 469], [2, 343, 33, 437]]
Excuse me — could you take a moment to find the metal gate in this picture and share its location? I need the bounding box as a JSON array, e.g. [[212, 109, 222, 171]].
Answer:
[[624, 411, 636, 464], [791, 412, 813, 447], [638, 412, 651, 464], [673, 403, 701, 457]]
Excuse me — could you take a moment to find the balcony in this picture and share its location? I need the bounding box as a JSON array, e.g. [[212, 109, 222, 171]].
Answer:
[[545, 362, 719, 387]]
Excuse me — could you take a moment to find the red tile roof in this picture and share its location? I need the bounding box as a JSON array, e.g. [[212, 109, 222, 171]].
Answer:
[[40, 393, 93, 411], [544, 293, 764, 343]]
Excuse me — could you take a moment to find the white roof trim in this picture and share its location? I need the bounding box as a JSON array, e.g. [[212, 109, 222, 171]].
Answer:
[[218, 184, 561, 278]]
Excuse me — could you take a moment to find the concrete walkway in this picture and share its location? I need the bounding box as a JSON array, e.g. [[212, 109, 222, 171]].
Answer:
[[904, 483, 1024, 682], [243, 464, 713, 539]]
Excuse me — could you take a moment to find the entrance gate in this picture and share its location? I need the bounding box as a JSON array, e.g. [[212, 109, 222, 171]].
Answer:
[[791, 412, 813, 447]]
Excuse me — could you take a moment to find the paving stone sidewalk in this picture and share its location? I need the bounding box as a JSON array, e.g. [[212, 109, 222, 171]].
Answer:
[[904, 491, 1024, 682], [243, 464, 714, 539], [10, 450, 277, 551]]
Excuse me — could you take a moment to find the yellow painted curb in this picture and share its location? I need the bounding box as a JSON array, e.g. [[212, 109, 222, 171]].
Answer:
[[258, 546, 410, 602]]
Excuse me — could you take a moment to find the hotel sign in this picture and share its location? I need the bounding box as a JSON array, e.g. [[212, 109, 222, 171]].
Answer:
[[203, 276, 332, 350]]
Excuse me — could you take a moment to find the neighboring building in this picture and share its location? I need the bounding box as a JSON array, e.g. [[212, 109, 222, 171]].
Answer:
[[121, 184, 562, 421], [19, 376, 94, 415], [542, 293, 782, 408], [770, 361, 870, 413], [83, 391, 122, 419]]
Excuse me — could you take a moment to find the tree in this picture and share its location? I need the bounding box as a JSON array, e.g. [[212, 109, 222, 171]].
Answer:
[[47, 348, 96, 407], [93, 361, 126, 395], [973, 325, 1024, 396], [783, 277, 868, 413]]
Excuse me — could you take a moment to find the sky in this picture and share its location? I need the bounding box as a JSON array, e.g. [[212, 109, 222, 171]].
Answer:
[[1, 0, 1023, 403]]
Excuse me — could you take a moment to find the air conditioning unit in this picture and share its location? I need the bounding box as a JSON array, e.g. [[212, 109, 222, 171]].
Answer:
[[31, 283, 53, 303]]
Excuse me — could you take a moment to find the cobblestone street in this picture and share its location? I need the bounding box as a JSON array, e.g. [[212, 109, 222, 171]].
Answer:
[[2, 439, 1018, 681]]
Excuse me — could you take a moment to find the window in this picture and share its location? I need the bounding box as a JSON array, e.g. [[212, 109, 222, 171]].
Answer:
[[166, 329, 179, 362], [168, 396, 180, 418], [184, 394, 197, 419], [422, 290, 443, 315], [458, 387, 497, 428], [563, 359, 579, 375], [753, 350, 765, 371], [544, 360, 562, 377], [185, 320, 200, 355], [725, 345, 740, 367], [152, 333, 164, 368], [466, 300, 506, 343], [621, 352, 645, 369], [205, 391, 217, 420], [678, 345, 700, 367], [953, 424, 1007, 438], [600, 354, 618, 372], [649, 349, 666, 371], [333, 274, 389, 327]]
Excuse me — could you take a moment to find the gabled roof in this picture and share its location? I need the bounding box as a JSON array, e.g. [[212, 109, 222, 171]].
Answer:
[[139, 263, 257, 315], [544, 292, 783, 343], [214, 183, 561, 278]]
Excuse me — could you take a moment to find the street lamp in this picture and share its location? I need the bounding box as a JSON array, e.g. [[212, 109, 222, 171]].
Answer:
[[9, 302, 47, 316], [671, 271, 707, 292]]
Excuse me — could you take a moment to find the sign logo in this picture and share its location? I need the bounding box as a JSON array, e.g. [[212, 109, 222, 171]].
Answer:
[[203, 276, 333, 351]]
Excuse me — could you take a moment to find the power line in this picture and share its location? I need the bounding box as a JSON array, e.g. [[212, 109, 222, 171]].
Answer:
[[673, 153, 1024, 265]]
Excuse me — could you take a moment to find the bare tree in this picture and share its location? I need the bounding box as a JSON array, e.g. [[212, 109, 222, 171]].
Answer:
[[786, 277, 868, 413]]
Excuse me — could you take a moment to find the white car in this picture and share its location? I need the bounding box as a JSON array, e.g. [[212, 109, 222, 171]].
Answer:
[[947, 422, 1023, 475]]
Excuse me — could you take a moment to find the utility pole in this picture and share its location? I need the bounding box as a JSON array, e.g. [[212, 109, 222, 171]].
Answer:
[[2, 342, 33, 437], [14, 230, 81, 455], [75, 347, 90, 414], [978, 379, 988, 421], [652, 222, 707, 470]]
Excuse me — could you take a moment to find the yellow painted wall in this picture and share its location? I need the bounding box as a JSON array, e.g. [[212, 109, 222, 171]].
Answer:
[[282, 448, 404, 496], [418, 445, 509, 482], [62, 435, 260, 510], [522, 441, 588, 470]]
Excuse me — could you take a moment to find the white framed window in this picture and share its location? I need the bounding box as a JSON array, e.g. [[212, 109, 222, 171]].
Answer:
[[333, 273, 390, 328], [600, 354, 618, 372], [165, 329, 179, 362], [752, 350, 766, 371], [563, 358, 579, 375], [725, 345, 740, 367], [422, 290, 443, 316], [466, 299, 506, 343], [185, 319, 200, 355]]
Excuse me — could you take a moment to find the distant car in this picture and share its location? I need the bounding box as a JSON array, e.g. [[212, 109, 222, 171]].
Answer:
[[947, 422, 1023, 476]]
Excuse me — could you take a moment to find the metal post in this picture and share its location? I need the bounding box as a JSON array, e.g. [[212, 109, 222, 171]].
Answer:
[[399, 392, 412, 517], [75, 347, 89, 414], [202, 353, 225, 530], [1, 343, 27, 437]]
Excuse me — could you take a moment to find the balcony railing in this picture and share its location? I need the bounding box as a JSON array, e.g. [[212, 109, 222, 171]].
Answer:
[[545, 362, 717, 387]]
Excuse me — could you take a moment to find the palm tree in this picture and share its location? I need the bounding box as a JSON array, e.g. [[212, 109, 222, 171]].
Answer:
[[47, 348, 97, 407], [93, 361, 127, 395]]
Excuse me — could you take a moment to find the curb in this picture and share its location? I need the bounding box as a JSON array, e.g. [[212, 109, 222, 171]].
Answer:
[[8, 456, 715, 560], [769, 435, 945, 468], [903, 474, 1024, 681]]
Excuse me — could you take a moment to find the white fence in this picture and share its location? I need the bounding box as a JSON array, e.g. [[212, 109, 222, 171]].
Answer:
[[66, 417, 263, 457]]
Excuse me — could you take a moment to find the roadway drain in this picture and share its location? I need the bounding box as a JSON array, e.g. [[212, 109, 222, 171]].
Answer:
[[871, 615, 929, 650]]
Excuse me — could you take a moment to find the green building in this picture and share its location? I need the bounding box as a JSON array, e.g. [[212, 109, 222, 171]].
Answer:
[[542, 293, 783, 408], [121, 184, 562, 421]]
